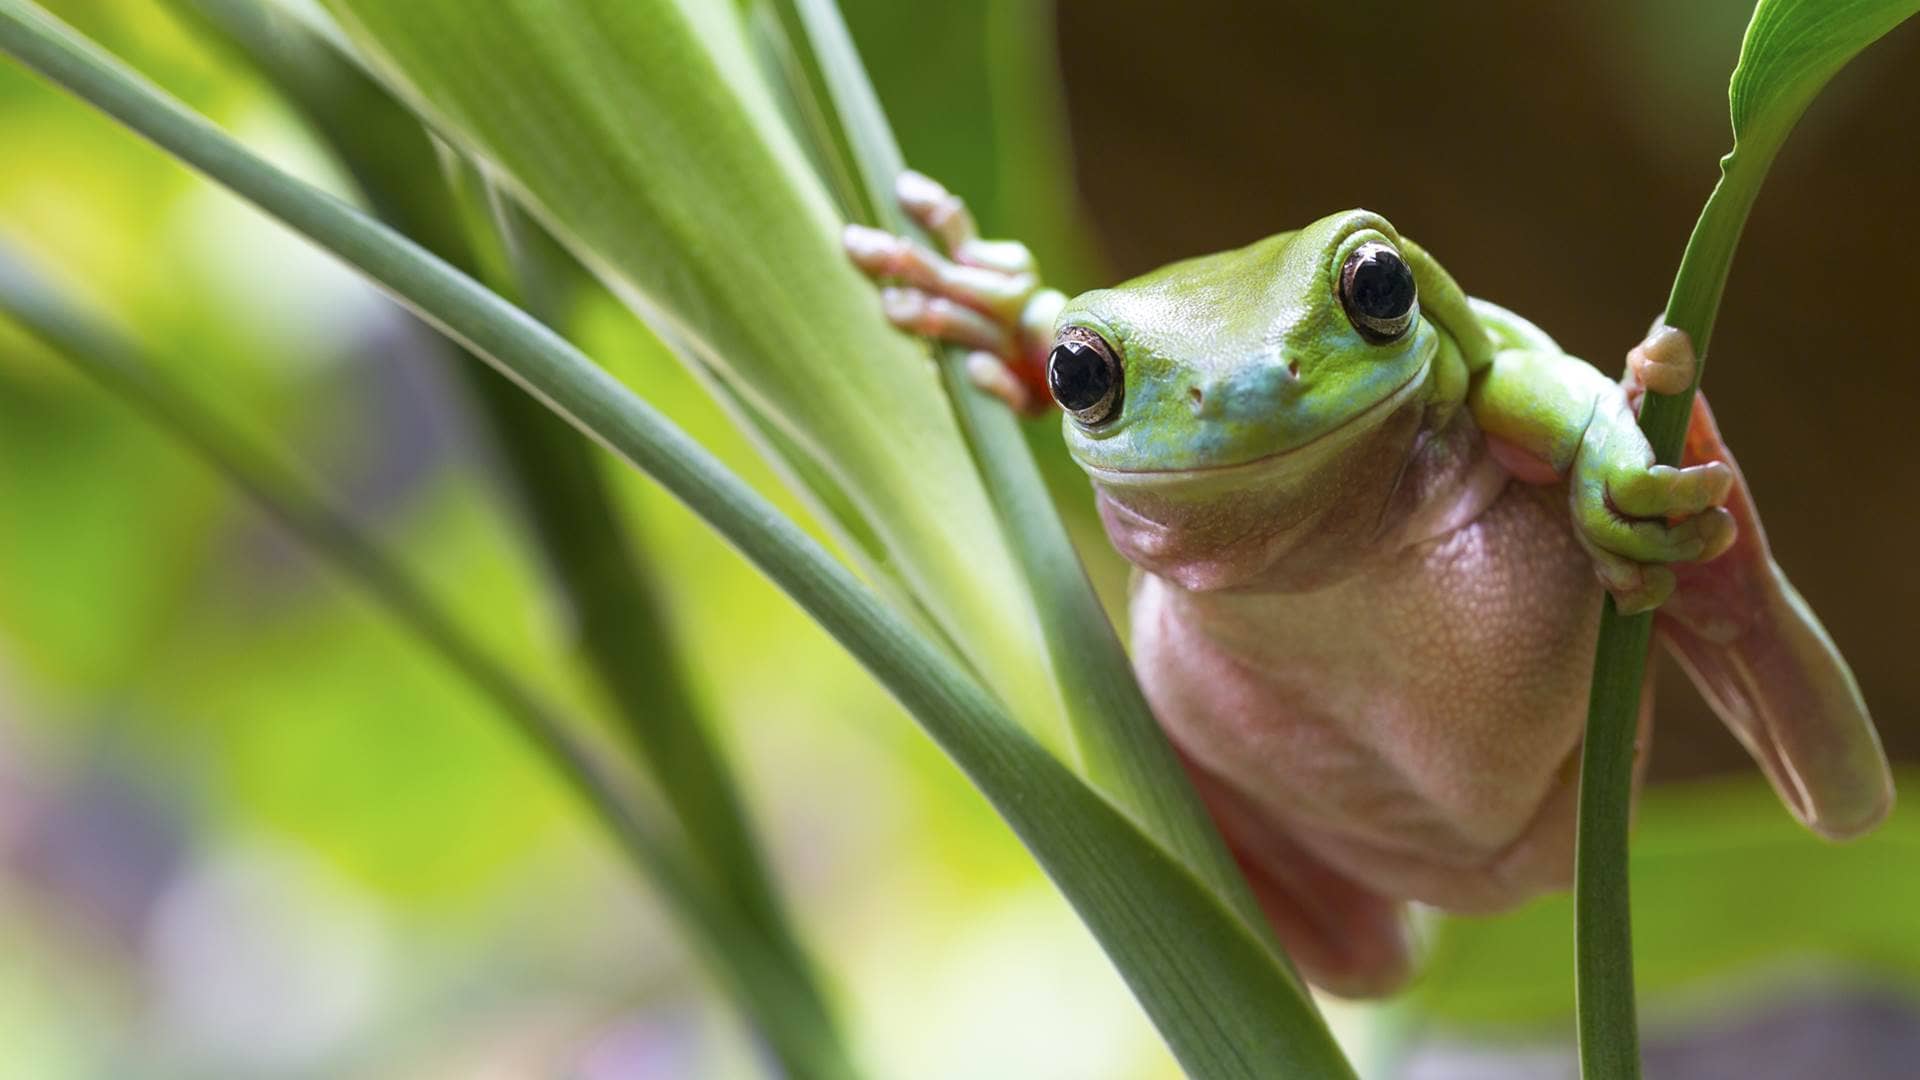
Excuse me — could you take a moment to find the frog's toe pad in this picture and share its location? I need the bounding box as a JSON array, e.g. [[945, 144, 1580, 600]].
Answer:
[[964, 350, 1037, 413], [876, 286, 1012, 354], [1609, 460, 1735, 519], [1627, 324, 1698, 397], [895, 170, 972, 246], [1580, 495, 1737, 569], [1582, 542, 1678, 614]]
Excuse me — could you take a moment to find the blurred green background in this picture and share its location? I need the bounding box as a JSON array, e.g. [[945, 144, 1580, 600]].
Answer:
[[1, 1, 1916, 1077]]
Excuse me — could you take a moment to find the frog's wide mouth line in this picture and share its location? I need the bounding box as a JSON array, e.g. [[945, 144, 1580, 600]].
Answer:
[[1075, 360, 1430, 486]]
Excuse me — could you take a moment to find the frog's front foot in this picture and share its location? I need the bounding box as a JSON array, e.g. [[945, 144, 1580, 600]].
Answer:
[[1573, 326, 1736, 614], [842, 171, 1064, 414], [1625, 323, 1697, 398]]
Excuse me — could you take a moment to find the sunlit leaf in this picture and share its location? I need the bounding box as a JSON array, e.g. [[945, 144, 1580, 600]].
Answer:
[[1729, 0, 1920, 141], [756, 0, 1301, 999], [314, 0, 1058, 726]]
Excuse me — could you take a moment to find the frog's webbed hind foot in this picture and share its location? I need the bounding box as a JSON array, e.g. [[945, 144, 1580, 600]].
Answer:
[[842, 171, 1064, 414], [1653, 385, 1894, 840], [1613, 326, 1890, 837]]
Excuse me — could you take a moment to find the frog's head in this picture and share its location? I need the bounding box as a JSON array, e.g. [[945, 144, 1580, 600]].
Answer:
[[1049, 210, 1447, 590]]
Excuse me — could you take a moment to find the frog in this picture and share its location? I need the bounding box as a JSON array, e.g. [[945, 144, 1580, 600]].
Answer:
[[844, 172, 1893, 997]]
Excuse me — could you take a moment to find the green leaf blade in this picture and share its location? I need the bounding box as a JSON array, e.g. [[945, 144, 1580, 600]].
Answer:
[[754, 0, 1301, 989], [1730, 0, 1920, 142], [315, 0, 1061, 729]]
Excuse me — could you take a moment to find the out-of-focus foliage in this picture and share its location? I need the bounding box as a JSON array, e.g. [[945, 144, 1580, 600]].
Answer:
[[0, 2, 1181, 1076], [1412, 779, 1920, 1028]]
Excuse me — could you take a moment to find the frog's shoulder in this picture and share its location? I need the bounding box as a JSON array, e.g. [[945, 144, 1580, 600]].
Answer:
[[1466, 297, 1563, 354]]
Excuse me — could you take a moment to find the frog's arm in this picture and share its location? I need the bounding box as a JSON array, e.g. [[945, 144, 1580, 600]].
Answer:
[[843, 172, 1064, 414], [1408, 243, 1740, 616], [1397, 242, 1743, 614], [1474, 357, 1737, 613], [1402, 242, 1731, 611], [1420, 232, 1892, 836]]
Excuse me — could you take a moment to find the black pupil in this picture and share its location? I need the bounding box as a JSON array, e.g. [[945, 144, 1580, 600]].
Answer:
[[1350, 249, 1415, 320], [1049, 340, 1112, 412]]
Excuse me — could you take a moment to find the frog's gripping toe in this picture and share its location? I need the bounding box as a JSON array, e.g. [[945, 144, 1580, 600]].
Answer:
[[841, 172, 1063, 414], [1627, 324, 1699, 398], [1657, 395, 1895, 840], [1575, 466, 1736, 613]]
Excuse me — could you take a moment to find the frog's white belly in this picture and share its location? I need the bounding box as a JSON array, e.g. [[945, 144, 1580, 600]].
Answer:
[[1131, 479, 1618, 913]]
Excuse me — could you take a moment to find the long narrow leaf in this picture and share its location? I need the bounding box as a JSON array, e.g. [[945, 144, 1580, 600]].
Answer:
[[313, 0, 1061, 730], [757, 0, 1298, 981], [442, 161, 858, 1080], [154, 6, 853, 1071], [0, 6, 1356, 1074]]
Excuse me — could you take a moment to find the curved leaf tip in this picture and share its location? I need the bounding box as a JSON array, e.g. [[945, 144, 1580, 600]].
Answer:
[[1729, 0, 1920, 140]]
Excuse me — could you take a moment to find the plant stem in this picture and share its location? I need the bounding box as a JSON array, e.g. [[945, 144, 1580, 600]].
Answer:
[[1573, 602, 1652, 1080], [1574, 33, 1809, 1080], [444, 165, 839, 1046]]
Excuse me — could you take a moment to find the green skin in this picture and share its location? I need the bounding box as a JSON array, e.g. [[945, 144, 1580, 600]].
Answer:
[[846, 175, 1892, 997]]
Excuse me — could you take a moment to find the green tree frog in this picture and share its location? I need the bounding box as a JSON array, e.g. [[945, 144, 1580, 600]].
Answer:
[[845, 173, 1893, 997]]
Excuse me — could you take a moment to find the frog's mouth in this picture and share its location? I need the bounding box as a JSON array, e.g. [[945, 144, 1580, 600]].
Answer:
[[1077, 359, 1430, 489], [1077, 360, 1432, 591]]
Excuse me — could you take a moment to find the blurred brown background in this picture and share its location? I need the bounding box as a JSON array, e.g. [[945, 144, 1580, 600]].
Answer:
[[1048, 0, 1920, 778]]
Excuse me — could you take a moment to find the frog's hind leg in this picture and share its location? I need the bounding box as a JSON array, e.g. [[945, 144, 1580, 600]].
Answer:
[[1631, 332, 1894, 839], [1184, 762, 1414, 998]]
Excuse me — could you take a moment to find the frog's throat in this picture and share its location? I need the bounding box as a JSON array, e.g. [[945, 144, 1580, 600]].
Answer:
[[1076, 358, 1432, 490]]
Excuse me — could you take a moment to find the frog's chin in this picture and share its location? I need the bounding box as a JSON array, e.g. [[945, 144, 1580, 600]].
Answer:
[[1083, 367, 1431, 592]]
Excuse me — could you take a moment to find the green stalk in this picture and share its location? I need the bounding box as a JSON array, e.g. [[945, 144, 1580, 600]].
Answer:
[[0, 5, 1353, 1073], [440, 160, 840, 1048], [1570, 129, 1781, 1080], [1573, 603, 1651, 1079], [156, 6, 852, 1073], [1575, 4, 1920, 1076], [755, 0, 1288, 967], [0, 246, 850, 1078]]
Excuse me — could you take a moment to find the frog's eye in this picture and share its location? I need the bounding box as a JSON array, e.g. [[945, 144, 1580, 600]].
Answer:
[[1339, 241, 1418, 344], [1048, 329, 1123, 426]]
